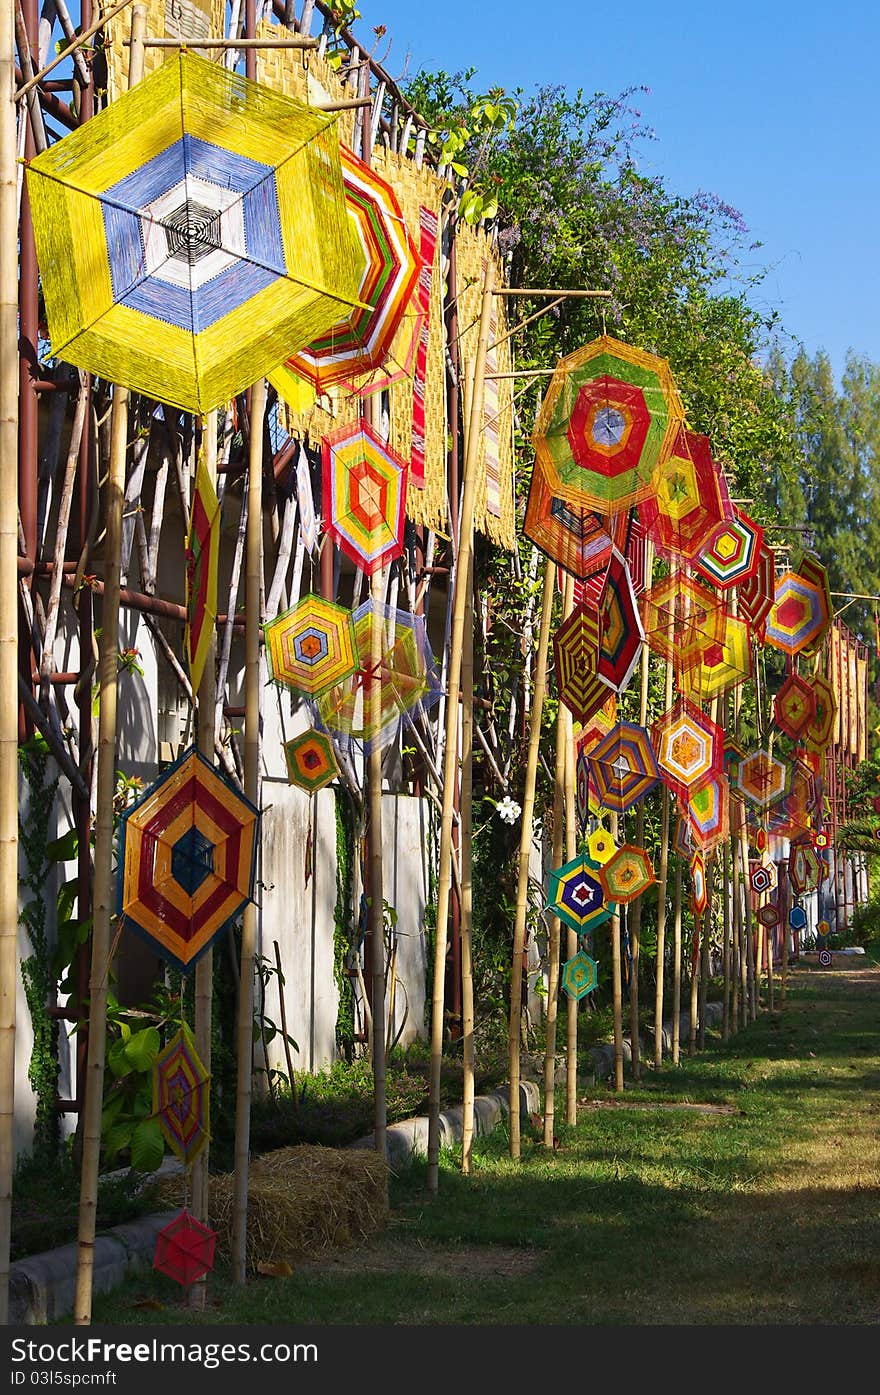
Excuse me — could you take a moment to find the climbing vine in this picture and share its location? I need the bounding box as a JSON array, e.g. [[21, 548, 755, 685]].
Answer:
[[18, 735, 61, 1163], [333, 788, 357, 1059]]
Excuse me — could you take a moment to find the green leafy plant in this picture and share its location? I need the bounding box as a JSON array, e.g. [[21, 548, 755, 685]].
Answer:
[[100, 986, 184, 1173]]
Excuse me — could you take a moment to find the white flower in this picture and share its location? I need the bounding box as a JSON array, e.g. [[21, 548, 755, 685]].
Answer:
[[496, 796, 521, 825]]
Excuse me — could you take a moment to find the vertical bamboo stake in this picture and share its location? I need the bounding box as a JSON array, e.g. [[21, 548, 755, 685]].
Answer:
[[610, 809, 624, 1092], [508, 559, 555, 1159], [741, 825, 756, 1021], [543, 574, 573, 1148], [73, 7, 144, 1325], [653, 655, 674, 1067], [628, 638, 650, 1081], [563, 710, 577, 1124], [459, 528, 475, 1172], [671, 857, 683, 1064], [426, 257, 495, 1194], [0, 0, 20, 1324], [722, 838, 731, 1041], [698, 859, 711, 1050], [368, 567, 386, 1160], [230, 377, 265, 1282]]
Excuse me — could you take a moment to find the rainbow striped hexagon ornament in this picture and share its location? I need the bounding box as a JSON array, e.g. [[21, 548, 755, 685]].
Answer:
[[561, 950, 599, 1001], [25, 53, 362, 415], [279, 144, 420, 393], [803, 673, 837, 753], [599, 844, 655, 904], [640, 427, 729, 562], [264, 593, 358, 697], [117, 748, 259, 971], [737, 749, 791, 809], [322, 418, 408, 576], [788, 837, 822, 894], [681, 614, 753, 703], [152, 1025, 210, 1166], [686, 771, 729, 854], [525, 459, 621, 581], [546, 855, 614, 935], [640, 570, 725, 673], [283, 729, 339, 793], [652, 698, 722, 800], [532, 336, 685, 514], [773, 673, 817, 740], [694, 507, 763, 589], [764, 571, 830, 657], [739, 541, 776, 632], [690, 851, 707, 916], [587, 721, 660, 814]]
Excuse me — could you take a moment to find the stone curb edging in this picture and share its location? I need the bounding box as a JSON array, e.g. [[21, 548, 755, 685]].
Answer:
[[7, 1081, 541, 1324], [585, 1001, 724, 1081], [8, 1003, 725, 1324]]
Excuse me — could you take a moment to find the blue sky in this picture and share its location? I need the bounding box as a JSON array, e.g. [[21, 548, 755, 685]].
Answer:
[[352, 0, 878, 382]]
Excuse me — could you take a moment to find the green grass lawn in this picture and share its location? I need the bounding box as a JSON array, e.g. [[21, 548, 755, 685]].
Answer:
[[85, 959, 880, 1326]]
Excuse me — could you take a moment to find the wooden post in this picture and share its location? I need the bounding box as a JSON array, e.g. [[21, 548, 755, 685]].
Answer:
[[73, 6, 144, 1325], [653, 656, 674, 1067], [610, 809, 624, 1092], [508, 559, 555, 1158], [459, 527, 475, 1173], [563, 709, 577, 1124], [426, 257, 495, 1194], [368, 567, 387, 1161], [0, 0, 21, 1324], [543, 574, 573, 1148], [230, 378, 265, 1282], [722, 838, 731, 1041], [671, 857, 683, 1065]]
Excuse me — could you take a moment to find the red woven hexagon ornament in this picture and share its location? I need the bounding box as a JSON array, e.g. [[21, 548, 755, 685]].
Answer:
[[773, 673, 816, 741], [154, 1209, 217, 1287]]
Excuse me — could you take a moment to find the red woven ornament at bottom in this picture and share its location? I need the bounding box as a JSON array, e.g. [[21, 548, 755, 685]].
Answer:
[[154, 1208, 217, 1287]]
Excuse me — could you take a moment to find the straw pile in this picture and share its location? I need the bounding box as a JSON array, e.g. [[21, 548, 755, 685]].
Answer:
[[158, 1145, 390, 1272]]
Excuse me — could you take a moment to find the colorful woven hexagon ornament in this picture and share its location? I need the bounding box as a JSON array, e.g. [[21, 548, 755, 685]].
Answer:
[[322, 418, 408, 576], [264, 593, 358, 697], [595, 549, 645, 692], [278, 143, 421, 394], [152, 1026, 210, 1166], [789, 905, 807, 931], [587, 721, 660, 814], [757, 902, 780, 929], [283, 729, 339, 793], [764, 572, 830, 657], [652, 698, 723, 801], [788, 837, 823, 894], [639, 427, 729, 562], [690, 851, 707, 916], [26, 52, 362, 414], [525, 459, 621, 581], [686, 771, 730, 854], [553, 601, 613, 725], [561, 950, 599, 1001], [738, 541, 776, 632], [546, 855, 614, 935], [773, 673, 817, 740], [640, 570, 725, 673], [803, 673, 837, 753], [818, 947, 833, 967], [586, 826, 618, 866], [681, 614, 753, 703], [791, 552, 833, 658], [749, 861, 776, 895], [154, 1209, 217, 1287], [599, 844, 655, 904], [117, 748, 259, 971], [737, 749, 791, 809], [694, 507, 763, 589], [532, 336, 685, 514]]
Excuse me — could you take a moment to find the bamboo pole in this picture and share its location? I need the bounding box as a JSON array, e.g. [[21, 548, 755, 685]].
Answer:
[[460, 529, 475, 1172], [610, 809, 624, 1091], [426, 257, 495, 1194], [368, 567, 386, 1162], [73, 8, 144, 1325], [563, 709, 577, 1125], [0, 0, 20, 1324], [543, 575, 573, 1148], [628, 638, 651, 1081], [671, 857, 683, 1064], [721, 838, 731, 1041], [653, 648, 674, 1066], [688, 908, 699, 1058], [16, 0, 135, 98], [698, 859, 711, 1051], [508, 559, 555, 1159], [230, 378, 265, 1282]]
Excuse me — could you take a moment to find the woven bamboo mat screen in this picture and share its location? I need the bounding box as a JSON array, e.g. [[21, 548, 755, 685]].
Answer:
[[455, 225, 516, 551], [256, 21, 362, 443], [104, 0, 225, 97], [370, 146, 448, 534]]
